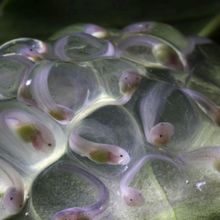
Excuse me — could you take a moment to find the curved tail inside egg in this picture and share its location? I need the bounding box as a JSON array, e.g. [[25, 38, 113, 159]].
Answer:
[[51, 162, 109, 220], [31, 62, 74, 124]]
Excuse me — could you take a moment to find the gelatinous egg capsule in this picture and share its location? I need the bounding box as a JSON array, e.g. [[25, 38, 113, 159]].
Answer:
[[3, 186, 24, 214], [0, 38, 47, 61], [122, 187, 145, 207], [179, 146, 220, 170], [148, 122, 174, 147], [119, 70, 142, 94], [152, 43, 183, 70], [120, 154, 180, 207], [180, 88, 220, 126]]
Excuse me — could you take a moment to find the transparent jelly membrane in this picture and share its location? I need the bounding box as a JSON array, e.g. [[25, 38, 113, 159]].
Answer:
[[50, 23, 108, 40], [116, 156, 186, 220], [0, 100, 66, 175], [1, 21, 220, 220], [121, 21, 190, 53], [116, 34, 186, 71], [68, 105, 145, 177], [125, 79, 201, 154], [119, 154, 182, 207], [185, 41, 220, 104], [18, 60, 103, 125], [30, 160, 109, 220], [90, 58, 146, 105], [0, 55, 33, 100], [0, 38, 48, 61], [53, 33, 115, 62]]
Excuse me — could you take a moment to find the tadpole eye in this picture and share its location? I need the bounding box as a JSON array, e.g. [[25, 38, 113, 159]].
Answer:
[[159, 134, 163, 138], [10, 197, 13, 201], [48, 143, 52, 147], [120, 154, 123, 157], [130, 198, 133, 201]]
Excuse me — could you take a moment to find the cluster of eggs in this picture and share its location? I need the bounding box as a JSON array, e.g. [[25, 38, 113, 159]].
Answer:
[[0, 22, 220, 220]]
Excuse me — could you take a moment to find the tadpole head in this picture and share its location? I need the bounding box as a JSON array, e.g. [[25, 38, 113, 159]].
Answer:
[[148, 122, 174, 147], [110, 149, 130, 165], [3, 187, 24, 214], [122, 187, 145, 207], [119, 70, 142, 94]]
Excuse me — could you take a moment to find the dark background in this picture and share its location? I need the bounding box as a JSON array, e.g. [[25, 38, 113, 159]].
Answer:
[[0, 0, 220, 43]]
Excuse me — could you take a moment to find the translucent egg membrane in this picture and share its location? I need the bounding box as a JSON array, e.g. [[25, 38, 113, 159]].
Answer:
[[0, 38, 48, 61], [30, 159, 109, 220], [18, 60, 103, 125], [68, 105, 145, 177], [116, 35, 186, 71], [0, 55, 33, 100], [0, 101, 66, 175], [53, 33, 115, 62], [50, 23, 108, 40]]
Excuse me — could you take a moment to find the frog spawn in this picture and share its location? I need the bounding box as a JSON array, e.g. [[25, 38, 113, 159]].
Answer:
[[0, 21, 219, 220]]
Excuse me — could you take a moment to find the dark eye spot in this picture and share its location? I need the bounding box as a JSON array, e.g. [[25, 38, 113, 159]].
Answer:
[[130, 198, 133, 201], [10, 197, 13, 200], [159, 134, 163, 138], [29, 48, 33, 51], [48, 143, 52, 147], [120, 154, 123, 157]]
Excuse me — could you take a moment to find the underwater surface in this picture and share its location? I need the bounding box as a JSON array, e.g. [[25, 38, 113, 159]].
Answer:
[[0, 21, 220, 219]]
